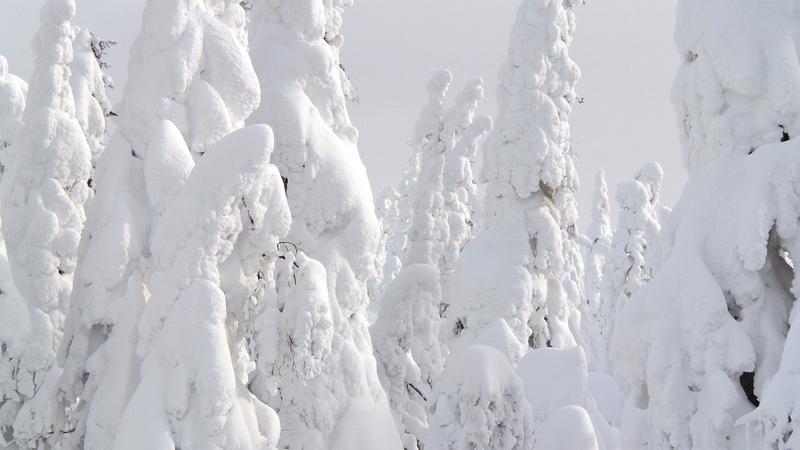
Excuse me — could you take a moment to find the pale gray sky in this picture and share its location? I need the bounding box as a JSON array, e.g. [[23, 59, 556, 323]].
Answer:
[[0, 0, 684, 227]]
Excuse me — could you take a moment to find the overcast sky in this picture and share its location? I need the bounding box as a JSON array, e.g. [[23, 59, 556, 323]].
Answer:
[[0, 0, 683, 228]]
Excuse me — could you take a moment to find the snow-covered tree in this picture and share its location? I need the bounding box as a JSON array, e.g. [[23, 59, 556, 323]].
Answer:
[[404, 70, 452, 273], [372, 263, 442, 450], [440, 77, 491, 275], [0, 58, 29, 439], [426, 345, 533, 450], [633, 161, 665, 276], [70, 28, 112, 169], [583, 171, 611, 333], [56, 1, 261, 447], [613, 0, 800, 447], [372, 151, 447, 448], [0, 55, 27, 176], [448, 0, 583, 351], [111, 125, 289, 450], [247, 1, 401, 447], [373, 186, 401, 303], [602, 181, 652, 346], [0, 0, 93, 445]]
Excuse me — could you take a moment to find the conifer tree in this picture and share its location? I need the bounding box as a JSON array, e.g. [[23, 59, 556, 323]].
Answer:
[[247, 1, 401, 447], [113, 125, 289, 450], [448, 0, 583, 351], [0, 0, 93, 444], [56, 1, 262, 447], [613, 0, 800, 446]]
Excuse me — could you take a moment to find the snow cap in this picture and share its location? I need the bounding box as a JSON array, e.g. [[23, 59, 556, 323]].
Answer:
[[428, 69, 453, 95], [42, 0, 76, 23], [615, 180, 649, 211], [635, 161, 663, 185]]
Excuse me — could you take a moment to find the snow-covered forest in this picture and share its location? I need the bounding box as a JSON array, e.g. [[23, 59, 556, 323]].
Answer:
[[0, 0, 797, 449]]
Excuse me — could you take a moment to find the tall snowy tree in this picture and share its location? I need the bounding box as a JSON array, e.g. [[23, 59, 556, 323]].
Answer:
[[602, 180, 652, 347], [372, 152, 447, 449], [404, 70, 452, 275], [247, 1, 401, 447], [432, 1, 610, 446], [113, 125, 289, 450], [372, 263, 442, 450], [374, 186, 402, 295], [440, 79, 491, 277], [633, 161, 665, 277], [583, 171, 611, 335], [0, 0, 93, 445], [613, 0, 800, 447], [447, 0, 583, 352], [0, 55, 28, 449], [56, 1, 262, 448]]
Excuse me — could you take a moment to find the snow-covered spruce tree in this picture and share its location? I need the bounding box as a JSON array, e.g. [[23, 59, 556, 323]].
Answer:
[[442, 115, 491, 271], [372, 155, 449, 449], [426, 345, 533, 450], [0, 54, 29, 449], [583, 171, 612, 335], [440, 78, 490, 277], [374, 186, 402, 301], [70, 28, 112, 169], [404, 70, 452, 274], [0, 0, 93, 445], [601, 181, 652, 348], [446, 0, 583, 352], [56, 1, 261, 448], [0, 55, 27, 176], [247, 1, 401, 447], [612, 0, 800, 447], [633, 161, 665, 277], [0, 57, 29, 441], [112, 125, 289, 450], [372, 263, 442, 450]]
